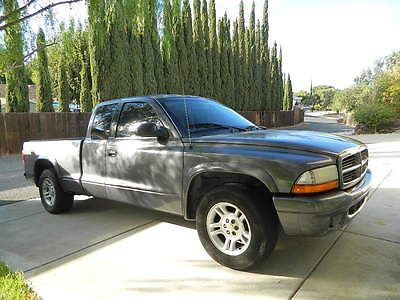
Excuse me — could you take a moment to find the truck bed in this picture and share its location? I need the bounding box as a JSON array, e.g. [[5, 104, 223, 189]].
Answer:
[[23, 138, 85, 190]]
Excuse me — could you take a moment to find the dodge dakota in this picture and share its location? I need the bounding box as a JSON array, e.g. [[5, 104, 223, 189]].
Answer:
[[23, 95, 371, 270]]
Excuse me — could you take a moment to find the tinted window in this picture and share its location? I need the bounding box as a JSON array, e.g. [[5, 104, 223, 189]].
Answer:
[[91, 104, 119, 139], [161, 98, 255, 137], [116, 102, 161, 138]]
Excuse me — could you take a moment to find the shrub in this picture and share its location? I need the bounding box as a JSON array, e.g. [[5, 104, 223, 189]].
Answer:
[[0, 263, 40, 300], [354, 103, 396, 132]]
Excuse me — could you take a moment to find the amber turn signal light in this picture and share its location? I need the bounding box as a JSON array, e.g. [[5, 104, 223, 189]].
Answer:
[[292, 180, 339, 194]]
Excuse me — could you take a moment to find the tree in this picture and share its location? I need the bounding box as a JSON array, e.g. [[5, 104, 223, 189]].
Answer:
[[162, 0, 180, 93], [107, 0, 133, 99], [238, 0, 248, 109], [260, 0, 271, 111], [3, 0, 29, 112], [193, 0, 206, 96], [142, 0, 157, 95], [57, 57, 71, 112], [312, 85, 337, 109], [0, 0, 83, 32], [232, 20, 241, 109], [149, 0, 165, 93], [35, 28, 53, 112], [88, 0, 111, 104], [182, 0, 198, 95], [270, 42, 279, 111], [175, 0, 189, 94], [201, 0, 211, 96], [79, 60, 92, 112], [247, 2, 257, 108], [209, 0, 220, 99], [283, 74, 293, 110], [0, 0, 83, 77], [218, 14, 231, 105]]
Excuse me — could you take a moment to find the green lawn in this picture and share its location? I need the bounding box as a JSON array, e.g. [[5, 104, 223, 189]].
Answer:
[[0, 263, 40, 300]]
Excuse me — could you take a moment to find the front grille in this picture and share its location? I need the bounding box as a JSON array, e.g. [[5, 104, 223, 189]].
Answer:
[[340, 148, 368, 189]]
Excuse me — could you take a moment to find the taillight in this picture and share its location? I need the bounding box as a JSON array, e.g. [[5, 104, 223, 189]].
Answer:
[[21, 152, 25, 161]]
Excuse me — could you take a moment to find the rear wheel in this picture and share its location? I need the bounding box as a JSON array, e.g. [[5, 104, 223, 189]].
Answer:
[[39, 169, 73, 214], [196, 185, 278, 270]]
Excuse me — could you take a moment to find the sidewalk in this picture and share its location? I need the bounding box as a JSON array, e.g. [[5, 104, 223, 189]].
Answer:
[[0, 135, 399, 299]]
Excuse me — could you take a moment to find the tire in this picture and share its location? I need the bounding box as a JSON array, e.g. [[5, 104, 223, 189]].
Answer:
[[38, 168, 74, 214], [196, 185, 278, 270]]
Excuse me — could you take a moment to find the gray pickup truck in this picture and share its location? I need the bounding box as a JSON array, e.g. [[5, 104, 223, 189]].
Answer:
[[23, 95, 371, 270]]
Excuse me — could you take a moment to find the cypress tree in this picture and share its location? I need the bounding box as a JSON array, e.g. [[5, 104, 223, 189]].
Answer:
[[225, 16, 235, 108], [130, 31, 145, 96], [107, 0, 133, 99], [149, 0, 165, 93], [283, 73, 293, 111], [209, 0, 220, 99], [218, 16, 228, 105], [278, 46, 284, 110], [238, 1, 248, 109], [162, 0, 179, 93], [232, 20, 241, 110], [57, 58, 71, 112], [201, 0, 212, 97], [35, 28, 54, 112], [255, 19, 263, 110], [193, 0, 206, 96], [182, 0, 199, 95], [270, 42, 279, 111], [287, 74, 293, 110], [261, 0, 271, 111], [247, 2, 257, 110], [88, 0, 112, 104], [142, 0, 158, 95], [175, 1, 189, 94], [4, 0, 29, 112], [79, 60, 92, 112]]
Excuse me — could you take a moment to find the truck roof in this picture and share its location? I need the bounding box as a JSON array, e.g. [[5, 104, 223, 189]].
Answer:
[[96, 95, 210, 107]]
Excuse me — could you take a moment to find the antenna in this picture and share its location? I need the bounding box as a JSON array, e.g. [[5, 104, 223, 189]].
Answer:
[[183, 97, 192, 148]]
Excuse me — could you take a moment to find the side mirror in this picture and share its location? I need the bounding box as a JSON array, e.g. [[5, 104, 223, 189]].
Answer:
[[135, 122, 170, 140]]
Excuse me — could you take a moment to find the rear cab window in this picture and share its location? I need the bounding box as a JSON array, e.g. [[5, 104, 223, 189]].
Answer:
[[91, 103, 119, 139]]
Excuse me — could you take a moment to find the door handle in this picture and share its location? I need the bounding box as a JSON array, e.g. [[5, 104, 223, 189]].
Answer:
[[108, 150, 118, 157]]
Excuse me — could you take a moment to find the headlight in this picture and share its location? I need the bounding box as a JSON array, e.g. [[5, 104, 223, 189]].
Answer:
[[292, 165, 339, 194]]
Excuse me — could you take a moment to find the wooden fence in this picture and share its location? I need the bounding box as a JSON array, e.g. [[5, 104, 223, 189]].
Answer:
[[0, 110, 303, 155], [240, 109, 304, 128], [0, 113, 91, 155]]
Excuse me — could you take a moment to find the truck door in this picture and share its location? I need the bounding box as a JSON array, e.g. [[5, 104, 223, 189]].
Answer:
[[105, 101, 183, 215], [81, 103, 120, 199]]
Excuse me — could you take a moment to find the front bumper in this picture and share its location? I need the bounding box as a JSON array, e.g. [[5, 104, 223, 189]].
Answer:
[[273, 169, 371, 236]]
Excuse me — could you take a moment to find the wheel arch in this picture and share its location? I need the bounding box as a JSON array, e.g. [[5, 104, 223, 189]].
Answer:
[[184, 164, 278, 220], [34, 158, 58, 186]]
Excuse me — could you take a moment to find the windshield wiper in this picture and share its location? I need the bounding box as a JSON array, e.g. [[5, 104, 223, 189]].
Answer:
[[189, 123, 247, 132]]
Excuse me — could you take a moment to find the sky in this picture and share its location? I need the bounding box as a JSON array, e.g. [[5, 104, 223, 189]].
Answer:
[[50, 0, 400, 92]]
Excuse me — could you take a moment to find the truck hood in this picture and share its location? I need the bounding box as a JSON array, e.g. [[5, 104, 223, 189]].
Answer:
[[190, 130, 364, 155]]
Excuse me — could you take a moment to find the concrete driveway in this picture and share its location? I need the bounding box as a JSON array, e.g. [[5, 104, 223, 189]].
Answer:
[[1, 134, 400, 299]]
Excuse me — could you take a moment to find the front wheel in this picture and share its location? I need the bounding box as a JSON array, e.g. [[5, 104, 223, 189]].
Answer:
[[196, 185, 278, 270], [39, 169, 73, 214]]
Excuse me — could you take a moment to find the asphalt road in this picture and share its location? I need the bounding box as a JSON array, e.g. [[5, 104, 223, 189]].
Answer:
[[292, 111, 354, 134]]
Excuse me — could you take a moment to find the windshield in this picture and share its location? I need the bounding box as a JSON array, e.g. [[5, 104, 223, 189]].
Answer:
[[160, 97, 257, 137]]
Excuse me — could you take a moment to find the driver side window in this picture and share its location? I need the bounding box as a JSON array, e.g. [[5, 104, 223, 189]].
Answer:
[[116, 102, 162, 138]]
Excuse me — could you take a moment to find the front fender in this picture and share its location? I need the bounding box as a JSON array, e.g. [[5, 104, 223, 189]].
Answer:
[[185, 162, 278, 194]]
